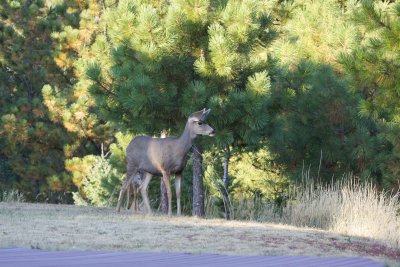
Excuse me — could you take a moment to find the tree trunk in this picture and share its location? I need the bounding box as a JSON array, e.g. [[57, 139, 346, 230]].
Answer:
[[223, 145, 231, 220], [160, 130, 168, 214], [192, 143, 205, 217]]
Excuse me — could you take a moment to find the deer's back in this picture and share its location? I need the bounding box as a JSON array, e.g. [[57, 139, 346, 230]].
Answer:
[[126, 136, 186, 176]]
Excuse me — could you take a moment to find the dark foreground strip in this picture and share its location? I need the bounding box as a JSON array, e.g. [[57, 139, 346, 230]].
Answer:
[[0, 248, 383, 267]]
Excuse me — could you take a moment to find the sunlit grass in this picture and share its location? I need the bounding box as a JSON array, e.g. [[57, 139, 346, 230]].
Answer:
[[1, 202, 398, 264], [330, 182, 399, 248], [284, 179, 400, 248], [218, 178, 400, 249]]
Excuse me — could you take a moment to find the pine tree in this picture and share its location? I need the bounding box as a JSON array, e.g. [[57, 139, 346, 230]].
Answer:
[[272, 0, 357, 71], [340, 0, 400, 189], [87, 0, 213, 214], [267, 62, 360, 182], [193, 0, 275, 218], [82, 0, 276, 216], [43, 0, 114, 154], [266, 0, 387, 186], [0, 0, 76, 201], [41, 0, 120, 200]]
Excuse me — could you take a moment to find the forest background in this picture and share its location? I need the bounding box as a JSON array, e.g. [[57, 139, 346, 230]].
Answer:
[[1, 0, 399, 220]]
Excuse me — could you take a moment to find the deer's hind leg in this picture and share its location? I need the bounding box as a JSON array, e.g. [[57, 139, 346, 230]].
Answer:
[[161, 172, 173, 216], [175, 174, 182, 216]]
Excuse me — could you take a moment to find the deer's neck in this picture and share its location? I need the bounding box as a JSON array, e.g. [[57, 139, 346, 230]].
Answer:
[[177, 122, 195, 156]]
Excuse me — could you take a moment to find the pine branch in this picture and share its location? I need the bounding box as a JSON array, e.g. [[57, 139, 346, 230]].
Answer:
[[94, 80, 117, 98]]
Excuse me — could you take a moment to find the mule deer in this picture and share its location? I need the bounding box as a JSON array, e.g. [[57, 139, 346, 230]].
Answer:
[[116, 108, 215, 216]]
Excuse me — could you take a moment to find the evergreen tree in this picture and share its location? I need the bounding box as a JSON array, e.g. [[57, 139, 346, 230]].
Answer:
[[340, 0, 400, 189], [267, 62, 360, 182], [42, 0, 120, 200], [82, 0, 276, 216], [229, 148, 288, 202], [67, 132, 133, 206], [43, 0, 114, 156], [0, 0, 76, 201], [87, 0, 214, 215], [272, 0, 357, 71], [193, 0, 276, 218], [266, 0, 384, 186]]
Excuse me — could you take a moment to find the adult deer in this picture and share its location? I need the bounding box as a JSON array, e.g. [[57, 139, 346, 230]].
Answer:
[[116, 108, 215, 216]]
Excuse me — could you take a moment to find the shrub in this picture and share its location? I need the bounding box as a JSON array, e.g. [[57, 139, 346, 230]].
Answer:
[[73, 155, 123, 207]]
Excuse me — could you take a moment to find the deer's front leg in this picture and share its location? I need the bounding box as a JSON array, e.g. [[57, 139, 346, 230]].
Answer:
[[140, 172, 153, 214], [175, 174, 182, 216], [162, 172, 172, 216], [133, 188, 138, 212], [126, 182, 132, 209]]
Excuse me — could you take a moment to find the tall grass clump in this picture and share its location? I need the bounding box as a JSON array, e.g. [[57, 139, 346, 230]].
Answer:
[[285, 177, 400, 248], [332, 182, 400, 247], [1, 189, 25, 203]]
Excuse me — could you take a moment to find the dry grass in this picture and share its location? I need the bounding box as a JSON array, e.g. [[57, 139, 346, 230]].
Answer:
[[0, 202, 399, 265], [214, 179, 400, 251], [1, 190, 25, 203], [282, 180, 400, 248]]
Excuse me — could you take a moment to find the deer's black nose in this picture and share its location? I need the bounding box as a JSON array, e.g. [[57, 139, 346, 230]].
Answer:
[[209, 130, 216, 136]]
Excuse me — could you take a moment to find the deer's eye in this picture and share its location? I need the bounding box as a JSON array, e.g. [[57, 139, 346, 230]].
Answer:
[[198, 121, 203, 125]]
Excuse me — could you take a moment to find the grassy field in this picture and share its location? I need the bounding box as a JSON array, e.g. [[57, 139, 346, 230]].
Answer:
[[0, 203, 399, 265]]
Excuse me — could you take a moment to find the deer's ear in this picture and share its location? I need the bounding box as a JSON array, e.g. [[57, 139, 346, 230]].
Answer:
[[200, 108, 211, 121]]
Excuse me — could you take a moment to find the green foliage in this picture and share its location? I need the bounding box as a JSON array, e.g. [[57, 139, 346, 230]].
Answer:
[[89, 3, 192, 133], [2, 0, 400, 217], [267, 62, 359, 181], [0, 0, 78, 201], [230, 148, 289, 201], [194, 1, 274, 149], [77, 155, 123, 207], [83, 0, 275, 149], [108, 132, 135, 172], [272, 0, 357, 70], [203, 147, 289, 218], [340, 0, 400, 189], [67, 133, 130, 207]]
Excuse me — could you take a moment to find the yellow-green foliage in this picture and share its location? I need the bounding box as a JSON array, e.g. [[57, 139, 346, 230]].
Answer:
[[273, 0, 357, 70], [230, 149, 288, 201], [67, 132, 133, 206], [203, 148, 289, 220], [109, 132, 135, 172], [65, 155, 96, 188], [78, 156, 123, 207]]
